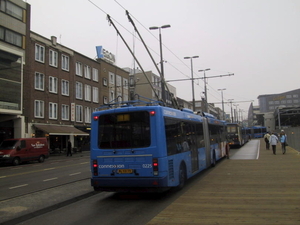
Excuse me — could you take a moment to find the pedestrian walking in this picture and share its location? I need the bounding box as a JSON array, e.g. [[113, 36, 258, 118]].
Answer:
[[67, 139, 72, 157], [280, 130, 287, 154], [269, 132, 278, 155], [264, 132, 271, 150]]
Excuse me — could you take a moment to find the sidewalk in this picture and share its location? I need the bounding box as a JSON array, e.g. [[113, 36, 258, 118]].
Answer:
[[147, 140, 300, 225]]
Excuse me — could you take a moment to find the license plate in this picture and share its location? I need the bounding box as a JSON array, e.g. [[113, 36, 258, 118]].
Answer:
[[117, 169, 133, 174]]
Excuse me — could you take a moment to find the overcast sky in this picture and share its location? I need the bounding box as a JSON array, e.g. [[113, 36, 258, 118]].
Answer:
[[25, 0, 300, 117]]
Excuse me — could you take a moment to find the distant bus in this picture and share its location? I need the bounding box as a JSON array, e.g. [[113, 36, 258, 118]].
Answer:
[[250, 126, 267, 138], [227, 123, 249, 147], [90, 100, 228, 192]]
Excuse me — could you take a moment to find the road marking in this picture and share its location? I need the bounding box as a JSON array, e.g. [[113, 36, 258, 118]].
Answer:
[[80, 162, 89, 165], [43, 177, 58, 182], [9, 184, 28, 189], [69, 172, 82, 176], [0, 176, 7, 179], [43, 168, 55, 171], [12, 167, 23, 170], [3, 162, 88, 178]]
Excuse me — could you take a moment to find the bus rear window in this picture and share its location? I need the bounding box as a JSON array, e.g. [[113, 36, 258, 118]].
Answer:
[[98, 111, 151, 149]]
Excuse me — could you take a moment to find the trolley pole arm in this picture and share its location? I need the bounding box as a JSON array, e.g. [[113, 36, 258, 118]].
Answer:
[[125, 11, 179, 109], [106, 15, 161, 103]]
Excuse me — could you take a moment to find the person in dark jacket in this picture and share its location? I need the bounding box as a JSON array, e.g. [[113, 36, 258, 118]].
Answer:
[[67, 140, 72, 157]]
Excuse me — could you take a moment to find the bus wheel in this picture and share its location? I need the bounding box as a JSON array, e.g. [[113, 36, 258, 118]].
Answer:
[[12, 157, 20, 166], [178, 164, 186, 190], [211, 151, 216, 167], [38, 155, 45, 163]]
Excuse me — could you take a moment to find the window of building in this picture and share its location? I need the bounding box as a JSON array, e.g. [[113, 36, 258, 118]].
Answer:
[[0, 0, 23, 20], [109, 72, 115, 85], [4, 29, 22, 47], [85, 107, 91, 123], [61, 79, 69, 96], [93, 87, 99, 103], [92, 68, 98, 82], [62, 104, 69, 120], [287, 100, 292, 103], [287, 95, 292, 98], [49, 102, 58, 119], [116, 75, 121, 88], [274, 101, 280, 104], [84, 65, 91, 79], [85, 84, 91, 101], [281, 100, 286, 104], [49, 76, 58, 93], [123, 78, 128, 89], [35, 44, 45, 63], [0, 27, 3, 40], [34, 100, 44, 118], [76, 62, 82, 76], [109, 90, 115, 101], [103, 96, 108, 104], [49, 49, 58, 67], [293, 99, 299, 103], [35, 72, 44, 91], [62, 54, 69, 71], [76, 105, 83, 122], [103, 78, 107, 86], [293, 94, 298, 98], [269, 106, 274, 110], [269, 101, 274, 105], [76, 82, 83, 99]]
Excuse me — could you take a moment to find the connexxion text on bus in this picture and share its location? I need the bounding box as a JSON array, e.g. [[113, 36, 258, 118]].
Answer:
[[90, 100, 228, 192]]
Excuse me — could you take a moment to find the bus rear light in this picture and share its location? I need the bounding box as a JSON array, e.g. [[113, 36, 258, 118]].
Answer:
[[153, 158, 158, 175], [93, 116, 99, 121], [93, 160, 98, 176], [150, 111, 155, 116]]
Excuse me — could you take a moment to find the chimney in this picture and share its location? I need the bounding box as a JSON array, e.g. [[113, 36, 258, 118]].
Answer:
[[51, 36, 57, 46]]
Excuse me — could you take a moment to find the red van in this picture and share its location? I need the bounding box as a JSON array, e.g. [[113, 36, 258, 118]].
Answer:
[[0, 138, 49, 166]]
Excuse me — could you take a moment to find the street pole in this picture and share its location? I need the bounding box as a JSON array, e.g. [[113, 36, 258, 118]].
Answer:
[[218, 88, 226, 120], [149, 25, 171, 104], [184, 56, 199, 111], [198, 68, 210, 112], [228, 99, 234, 123]]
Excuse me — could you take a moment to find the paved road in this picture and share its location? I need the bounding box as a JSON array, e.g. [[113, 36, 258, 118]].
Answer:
[[230, 139, 260, 160]]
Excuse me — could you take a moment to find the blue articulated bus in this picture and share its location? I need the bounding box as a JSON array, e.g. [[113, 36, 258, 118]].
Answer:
[[250, 126, 267, 138], [90, 100, 227, 192]]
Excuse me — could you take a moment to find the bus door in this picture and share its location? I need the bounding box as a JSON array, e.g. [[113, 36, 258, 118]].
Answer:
[[202, 118, 211, 168], [189, 124, 199, 173], [182, 122, 199, 173]]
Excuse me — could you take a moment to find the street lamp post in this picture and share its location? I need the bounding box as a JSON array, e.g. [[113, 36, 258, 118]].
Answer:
[[234, 104, 239, 122], [198, 68, 211, 112], [149, 24, 171, 104], [218, 88, 226, 120], [228, 99, 234, 123], [184, 56, 199, 111]]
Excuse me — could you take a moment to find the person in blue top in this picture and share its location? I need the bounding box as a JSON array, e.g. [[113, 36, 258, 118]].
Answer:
[[280, 130, 287, 154]]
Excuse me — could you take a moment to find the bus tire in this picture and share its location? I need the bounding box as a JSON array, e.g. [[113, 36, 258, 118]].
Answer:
[[211, 151, 216, 167], [177, 163, 187, 190], [12, 157, 21, 166]]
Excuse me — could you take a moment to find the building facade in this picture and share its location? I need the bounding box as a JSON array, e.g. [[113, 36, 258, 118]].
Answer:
[[23, 32, 129, 151], [0, 0, 31, 142], [258, 89, 300, 113]]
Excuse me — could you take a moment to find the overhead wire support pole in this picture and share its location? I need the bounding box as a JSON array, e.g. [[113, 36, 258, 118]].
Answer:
[[106, 15, 161, 103], [125, 11, 179, 109]]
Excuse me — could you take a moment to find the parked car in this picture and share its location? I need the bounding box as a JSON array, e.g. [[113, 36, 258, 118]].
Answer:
[[0, 138, 49, 166]]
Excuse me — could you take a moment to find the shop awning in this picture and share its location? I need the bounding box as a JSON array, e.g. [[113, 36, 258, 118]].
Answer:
[[34, 124, 89, 136]]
